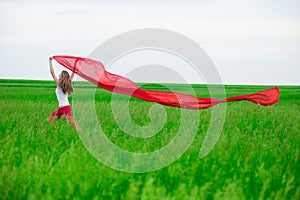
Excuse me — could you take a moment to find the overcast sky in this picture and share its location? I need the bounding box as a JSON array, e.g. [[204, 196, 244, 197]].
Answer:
[[0, 0, 299, 85]]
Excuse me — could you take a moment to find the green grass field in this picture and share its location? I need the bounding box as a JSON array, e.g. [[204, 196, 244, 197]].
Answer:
[[0, 79, 299, 200]]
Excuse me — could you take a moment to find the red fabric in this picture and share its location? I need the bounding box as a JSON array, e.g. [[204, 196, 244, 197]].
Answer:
[[53, 55, 280, 110], [50, 105, 73, 119]]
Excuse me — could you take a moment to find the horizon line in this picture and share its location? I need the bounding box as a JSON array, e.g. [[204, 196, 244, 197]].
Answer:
[[0, 78, 299, 86]]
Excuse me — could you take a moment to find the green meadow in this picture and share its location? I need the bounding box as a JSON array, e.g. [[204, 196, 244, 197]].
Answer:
[[0, 79, 299, 200]]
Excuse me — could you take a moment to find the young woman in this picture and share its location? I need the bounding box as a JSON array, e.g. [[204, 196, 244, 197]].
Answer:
[[47, 57, 80, 130]]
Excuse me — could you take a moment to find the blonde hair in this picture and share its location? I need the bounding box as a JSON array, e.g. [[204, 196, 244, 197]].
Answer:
[[59, 70, 74, 94]]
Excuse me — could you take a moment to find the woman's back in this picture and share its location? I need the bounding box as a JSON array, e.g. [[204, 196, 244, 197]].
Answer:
[[56, 88, 69, 107]]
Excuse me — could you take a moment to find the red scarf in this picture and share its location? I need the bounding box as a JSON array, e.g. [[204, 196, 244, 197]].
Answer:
[[53, 55, 280, 110]]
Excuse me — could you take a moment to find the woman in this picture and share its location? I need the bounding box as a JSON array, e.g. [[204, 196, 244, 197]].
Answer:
[[47, 57, 80, 130]]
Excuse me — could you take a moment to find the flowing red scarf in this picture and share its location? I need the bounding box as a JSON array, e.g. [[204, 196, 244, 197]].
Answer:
[[53, 55, 280, 110]]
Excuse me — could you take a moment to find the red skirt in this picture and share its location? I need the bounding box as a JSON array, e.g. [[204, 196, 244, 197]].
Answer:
[[50, 105, 73, 119]]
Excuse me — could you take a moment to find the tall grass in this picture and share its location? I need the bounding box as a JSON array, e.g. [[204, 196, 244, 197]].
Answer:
[[0, 80, 299, 199]]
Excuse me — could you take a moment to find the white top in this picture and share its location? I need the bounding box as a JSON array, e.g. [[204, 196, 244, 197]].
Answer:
[[56, 88, 70, 107]]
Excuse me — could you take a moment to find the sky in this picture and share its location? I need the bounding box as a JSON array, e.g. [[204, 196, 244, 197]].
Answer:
[[0, 0, 299, 85]]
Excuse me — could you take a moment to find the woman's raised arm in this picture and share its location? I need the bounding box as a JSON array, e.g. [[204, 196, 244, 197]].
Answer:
[[70, 71, 75, 81], [49, 57, 59, 84]]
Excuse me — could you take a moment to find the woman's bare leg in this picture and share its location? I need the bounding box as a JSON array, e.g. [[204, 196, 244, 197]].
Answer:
[[47, 115, 57, 129], [64, 114, 80, 131]]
